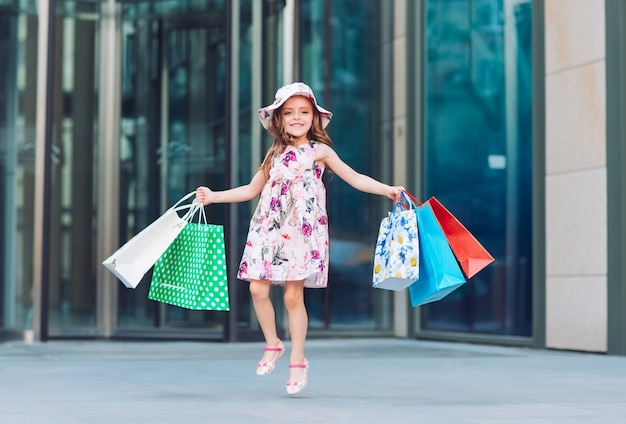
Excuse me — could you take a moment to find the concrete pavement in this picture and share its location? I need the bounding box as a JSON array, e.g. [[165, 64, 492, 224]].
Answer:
[[1, 338, 625, 423]]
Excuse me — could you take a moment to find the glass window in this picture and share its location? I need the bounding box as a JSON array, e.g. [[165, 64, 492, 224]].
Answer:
[[47, 2, 101, 334], [1, 8, 38, 334], [233, 0, 256, 334], [299, 0, 392, 330], [421, 0, 533, 336], [2, 1, 103, 337], [118, 2, 228, 333]]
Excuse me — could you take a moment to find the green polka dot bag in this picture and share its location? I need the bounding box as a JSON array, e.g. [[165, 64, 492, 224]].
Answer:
[[148, 221, 229, 311]]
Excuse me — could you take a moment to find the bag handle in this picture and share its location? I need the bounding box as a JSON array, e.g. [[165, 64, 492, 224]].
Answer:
[[171, 191, 197, 211], [399, 190, 421, 210], [165, 191, 203, 222], [198, 204, 208, 224], [181, 201, 201, 222], [162, 191, 209, 223], [182, 200, 208, 224]]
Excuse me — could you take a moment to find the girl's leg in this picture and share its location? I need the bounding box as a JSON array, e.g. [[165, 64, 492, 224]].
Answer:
[[249, 280, 282, 363], [284, 280, 308, 382]]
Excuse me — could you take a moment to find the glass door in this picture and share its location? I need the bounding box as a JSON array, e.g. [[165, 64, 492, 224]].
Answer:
[[44, 2, 100, 336], [421, 0, 533, 336], [298, 0, 393, 331], [2, 1, 104, 339], [0, 7, 35, 337], [117, 5, 228, 336], [159, 21, 229, 331]]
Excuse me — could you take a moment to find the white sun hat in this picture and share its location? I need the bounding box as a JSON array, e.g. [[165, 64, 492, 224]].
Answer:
[[258, 82, 333, 130]]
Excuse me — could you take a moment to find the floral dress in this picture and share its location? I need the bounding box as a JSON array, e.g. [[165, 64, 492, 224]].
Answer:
[[237, 141, 329, 288]]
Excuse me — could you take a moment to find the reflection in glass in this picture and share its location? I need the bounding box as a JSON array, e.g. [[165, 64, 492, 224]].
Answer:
[[299, 0, 392, 330], [1, 11, 37, 333], [118, 3, 228, 333], [46, 4, 101, 334], [422, 0, 532, 336], [162, 24, 227, 329], [234, 0, 256, 333], [0, 2, 104, 335]]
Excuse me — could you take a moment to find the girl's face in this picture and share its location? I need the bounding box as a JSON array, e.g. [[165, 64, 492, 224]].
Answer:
[[280, 96, 314, 143]]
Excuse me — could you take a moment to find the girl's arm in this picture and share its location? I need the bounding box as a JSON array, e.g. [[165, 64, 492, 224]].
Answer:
[[196, 169, 268, 205], [316, 144, 405, 201]]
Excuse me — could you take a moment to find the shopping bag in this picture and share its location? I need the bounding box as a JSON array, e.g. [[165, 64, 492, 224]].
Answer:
[[403, 191, 494, 279], [148, 210, 229, 311], [427, 197, 494, 279], [102, 192, 198, 288], [372, 203, 420, 291], [408, 202, 466, 307]]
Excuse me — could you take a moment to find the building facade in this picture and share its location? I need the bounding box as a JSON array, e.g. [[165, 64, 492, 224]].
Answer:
[[0, 0, 624, 355]]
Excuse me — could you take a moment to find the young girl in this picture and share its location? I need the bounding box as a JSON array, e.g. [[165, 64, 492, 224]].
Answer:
[[196, 82, 404, 395]]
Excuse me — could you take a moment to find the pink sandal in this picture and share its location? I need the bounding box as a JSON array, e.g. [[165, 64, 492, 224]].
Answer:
[[285, 359, 309, 395], [256, 341, 285, 376]]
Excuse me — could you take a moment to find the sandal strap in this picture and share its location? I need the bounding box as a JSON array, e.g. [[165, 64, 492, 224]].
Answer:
[[289, 363, 307, 368], [264, 346, 283, 352]]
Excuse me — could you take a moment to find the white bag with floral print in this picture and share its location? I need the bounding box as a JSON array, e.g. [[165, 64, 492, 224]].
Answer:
[[372, 204, 420, 291]]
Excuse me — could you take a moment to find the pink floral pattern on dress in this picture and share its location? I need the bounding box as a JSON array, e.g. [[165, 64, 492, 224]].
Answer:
[[237, 141, 329, 288]]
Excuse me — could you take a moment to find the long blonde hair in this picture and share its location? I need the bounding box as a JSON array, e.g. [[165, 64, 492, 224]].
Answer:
[[259, 97, 332, 174]]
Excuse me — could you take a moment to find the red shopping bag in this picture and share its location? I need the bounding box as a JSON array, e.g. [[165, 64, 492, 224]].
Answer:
[[427, 197, 494, 279], [404, 192, 494, 279]]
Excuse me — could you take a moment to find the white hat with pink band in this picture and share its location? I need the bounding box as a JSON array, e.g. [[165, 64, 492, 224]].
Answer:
[[258, 82, 333, 130]]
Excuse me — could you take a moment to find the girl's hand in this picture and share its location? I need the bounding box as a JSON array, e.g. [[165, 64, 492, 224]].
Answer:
[[196, 186, 213, 205], [388, 186, 406, 202]]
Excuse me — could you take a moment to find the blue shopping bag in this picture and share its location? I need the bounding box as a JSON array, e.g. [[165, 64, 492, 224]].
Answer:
[[408, 202, 466, 307]]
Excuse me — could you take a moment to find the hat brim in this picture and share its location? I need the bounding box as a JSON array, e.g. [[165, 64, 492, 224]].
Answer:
[[258, 94, 332, 130]]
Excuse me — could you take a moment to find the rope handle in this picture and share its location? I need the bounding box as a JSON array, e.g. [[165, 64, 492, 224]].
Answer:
[[166, 191, 207, 223], [396, 190, 422, 211], [197, 203, 208, 224], [155, 191, 210, 224], [171, 191, 197, 210]]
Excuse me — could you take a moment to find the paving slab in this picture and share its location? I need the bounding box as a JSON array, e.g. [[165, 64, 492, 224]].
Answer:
[[0, 338, 625, 424]]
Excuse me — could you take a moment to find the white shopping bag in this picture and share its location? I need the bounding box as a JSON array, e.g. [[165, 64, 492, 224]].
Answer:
[[102, 192, 198, 288]]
